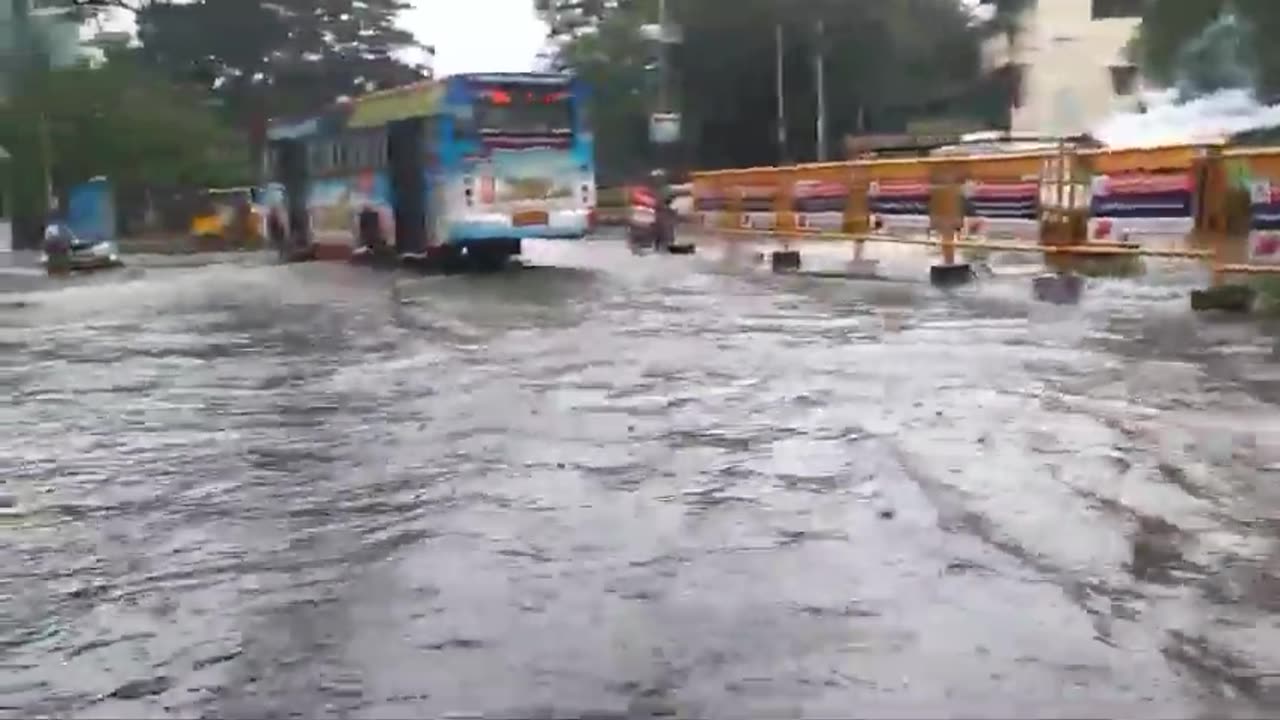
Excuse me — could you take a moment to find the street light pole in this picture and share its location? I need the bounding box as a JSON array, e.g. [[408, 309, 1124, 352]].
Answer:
[[814, 17, 827, 162], [657, 0, 668, 113], [775, 22, 787, 164]]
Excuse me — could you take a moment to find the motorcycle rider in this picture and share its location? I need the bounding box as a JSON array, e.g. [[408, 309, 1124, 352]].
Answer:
[[649, 168, 677, 251]]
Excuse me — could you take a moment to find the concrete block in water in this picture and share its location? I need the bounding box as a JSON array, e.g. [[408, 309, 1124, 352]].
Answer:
[[929, 263, 972, 288], [1190, 284, 1256, 312], [771, 250, 801, 272], [1032, 273, 1084, 305]]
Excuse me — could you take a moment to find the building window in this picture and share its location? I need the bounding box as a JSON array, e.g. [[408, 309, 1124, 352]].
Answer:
[[1092, 0, 1142, 20], [1109, 64, 1138, 96]]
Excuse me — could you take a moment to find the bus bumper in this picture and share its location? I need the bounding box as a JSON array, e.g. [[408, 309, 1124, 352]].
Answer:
[[449, 209, 593, 241]]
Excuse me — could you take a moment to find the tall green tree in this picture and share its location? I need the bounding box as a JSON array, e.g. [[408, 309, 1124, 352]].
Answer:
[[1132, 0, 1280, 97], [0, 56, 251, 221], [76, 0, 427, 124], [539, 0, 1005, 175]]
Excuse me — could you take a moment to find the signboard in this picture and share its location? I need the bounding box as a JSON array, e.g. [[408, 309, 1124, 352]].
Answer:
[[650, 112, 681, 144]]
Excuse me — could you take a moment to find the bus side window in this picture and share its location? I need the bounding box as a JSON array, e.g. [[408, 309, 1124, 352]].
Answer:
[[452, 114, 474, 141], [308, 142, 322, 174]]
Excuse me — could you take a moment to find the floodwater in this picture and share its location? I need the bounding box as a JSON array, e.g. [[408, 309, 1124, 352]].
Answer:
[[2, 239, 1279, 718]]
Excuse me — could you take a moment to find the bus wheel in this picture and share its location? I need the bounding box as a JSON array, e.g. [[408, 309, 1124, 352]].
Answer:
[[422, 244, 464, 274], [466, 245, 510, 273]]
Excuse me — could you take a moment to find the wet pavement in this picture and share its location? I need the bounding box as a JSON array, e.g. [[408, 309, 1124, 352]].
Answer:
[[2, 238, 1280, 718]]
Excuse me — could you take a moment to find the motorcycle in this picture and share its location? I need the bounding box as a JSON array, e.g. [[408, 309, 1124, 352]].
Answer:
[[626, 186, 694, 254]]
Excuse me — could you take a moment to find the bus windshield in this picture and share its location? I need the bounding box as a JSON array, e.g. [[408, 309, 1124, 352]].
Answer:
[[472, 85, 574, 135]]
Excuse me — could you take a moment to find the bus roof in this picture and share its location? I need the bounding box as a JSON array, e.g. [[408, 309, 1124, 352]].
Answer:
[[267, 79, 441, 140], [266, 72, 578, 141]]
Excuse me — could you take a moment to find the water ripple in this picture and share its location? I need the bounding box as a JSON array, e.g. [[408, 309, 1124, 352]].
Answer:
[[2, 242, 1279, 717]]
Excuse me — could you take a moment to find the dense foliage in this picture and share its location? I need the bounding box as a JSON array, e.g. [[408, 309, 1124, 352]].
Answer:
[[1, 54, 253, 238], [536, 0, 1021, 180], [2, 0, 427, 240], [1131, 0, 1280, 98]]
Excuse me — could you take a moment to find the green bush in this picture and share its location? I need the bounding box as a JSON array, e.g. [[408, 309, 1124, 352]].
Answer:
[[1251, 276, 1280, 314]]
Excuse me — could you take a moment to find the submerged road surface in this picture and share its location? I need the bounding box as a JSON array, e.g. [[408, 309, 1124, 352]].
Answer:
[[2, 239, 1280, 718]]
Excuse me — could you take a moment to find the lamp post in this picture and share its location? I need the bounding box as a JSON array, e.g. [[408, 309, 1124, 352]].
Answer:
[[814, 17, 827, 161], [641, 0, 681, 193], [775, 22, 787, 164]]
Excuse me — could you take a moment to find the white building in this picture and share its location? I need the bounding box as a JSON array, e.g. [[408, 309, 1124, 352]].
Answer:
[[980, 0, 1144, 136], [1, 0, 104, 99]]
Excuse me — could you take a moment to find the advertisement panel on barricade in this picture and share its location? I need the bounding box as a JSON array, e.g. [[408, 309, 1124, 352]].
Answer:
[[1247, 178, 1280, 264], [791, 177, 848, 231], [693, 183, 729, 229], [962, 178, 1041, 239], [867, 179, 931, 234], [734, 182, 779, 230], [1086, 170, 1196, 242], [1222, 149, 1280, 265]]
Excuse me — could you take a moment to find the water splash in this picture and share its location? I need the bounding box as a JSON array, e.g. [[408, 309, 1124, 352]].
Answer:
[[1091, 8, 1280, 148]]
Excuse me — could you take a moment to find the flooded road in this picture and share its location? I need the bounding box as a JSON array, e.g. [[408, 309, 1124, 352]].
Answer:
[[3, 239, 1280, 718]]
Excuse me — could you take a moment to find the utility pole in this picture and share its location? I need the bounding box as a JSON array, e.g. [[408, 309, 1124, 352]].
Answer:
[[9, 0, 55, 245], [814, 17, 827, 162], [775, 22, 787, 164], [656, 0, 669, 113]]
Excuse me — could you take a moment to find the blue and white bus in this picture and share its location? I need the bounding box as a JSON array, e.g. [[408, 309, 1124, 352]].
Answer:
[[265, 72, 596, 266]]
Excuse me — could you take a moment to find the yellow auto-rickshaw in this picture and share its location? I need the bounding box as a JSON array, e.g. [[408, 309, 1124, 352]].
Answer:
[[190, 186, 267, 249]]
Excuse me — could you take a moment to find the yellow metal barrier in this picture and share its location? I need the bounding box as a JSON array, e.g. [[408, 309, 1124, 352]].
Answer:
[[690, 141, 1280, 301]]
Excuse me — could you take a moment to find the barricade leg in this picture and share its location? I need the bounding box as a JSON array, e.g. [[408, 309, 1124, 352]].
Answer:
[[1190, 238, 1255, 312], [846, 237, 879, 277], [930, 230, 972, 287], [1190, 284, 1255, 311], [771, 237, 800, 272]]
